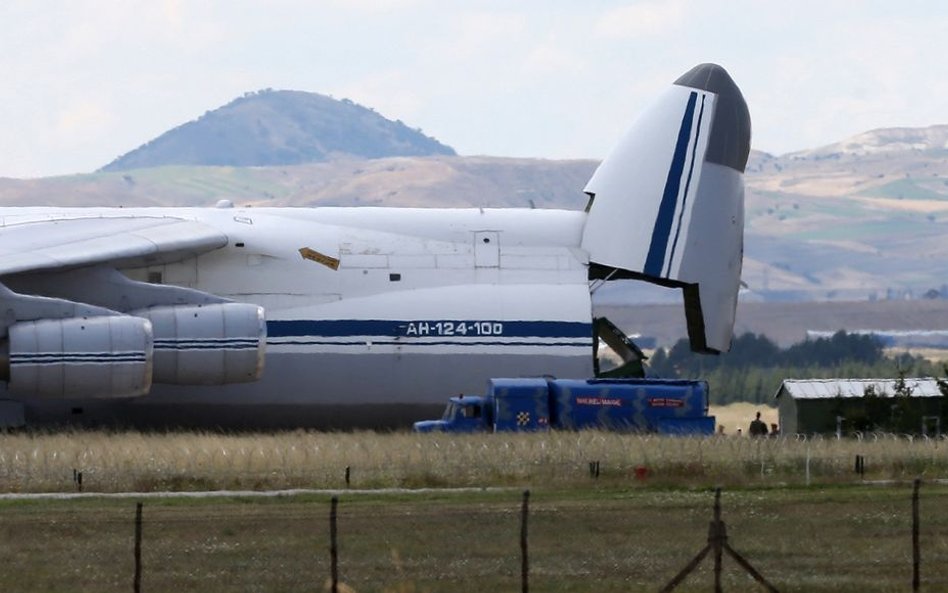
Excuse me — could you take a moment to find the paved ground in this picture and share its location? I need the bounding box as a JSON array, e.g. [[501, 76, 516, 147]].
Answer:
[[0, 486, 509, 500]]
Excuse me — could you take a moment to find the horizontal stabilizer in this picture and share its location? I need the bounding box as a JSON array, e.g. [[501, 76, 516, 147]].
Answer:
[[582, 63, 750, 354]]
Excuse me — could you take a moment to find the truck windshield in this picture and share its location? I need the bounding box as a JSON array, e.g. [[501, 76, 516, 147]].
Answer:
[[442, 403, 459, 421], [442, 401, 482, 421]]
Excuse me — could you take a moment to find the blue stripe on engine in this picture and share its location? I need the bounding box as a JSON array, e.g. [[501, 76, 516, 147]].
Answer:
[[153, 339, 258, 344], [153, 339, 259, 350], [11, 354, 147, 364], [644, 91, 698, 278], [153, 345, 259, 351], [665, 93, 706, 277]]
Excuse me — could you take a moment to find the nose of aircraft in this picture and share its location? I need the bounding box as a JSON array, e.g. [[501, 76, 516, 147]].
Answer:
[[674, 63, 751, 173]]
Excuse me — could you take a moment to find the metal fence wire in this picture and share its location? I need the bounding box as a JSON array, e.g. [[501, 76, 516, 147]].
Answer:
[[1, 482, 947, 593]]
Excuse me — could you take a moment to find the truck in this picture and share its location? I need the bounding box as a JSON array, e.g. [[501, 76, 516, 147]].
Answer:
[[412, 377, 715, 435]]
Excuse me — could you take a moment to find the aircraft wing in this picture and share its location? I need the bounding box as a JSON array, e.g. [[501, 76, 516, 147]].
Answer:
[[0, 216, 228, 276], [0, 215, 265, 400]]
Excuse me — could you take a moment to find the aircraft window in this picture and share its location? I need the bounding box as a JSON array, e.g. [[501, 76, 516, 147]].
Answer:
[[482, 237, 491, 243], [235, 242, 245, 248], [389, 273, 401, 282]]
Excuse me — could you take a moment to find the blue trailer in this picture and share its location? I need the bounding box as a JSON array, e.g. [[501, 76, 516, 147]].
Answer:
[[413, 377, 715, 435]]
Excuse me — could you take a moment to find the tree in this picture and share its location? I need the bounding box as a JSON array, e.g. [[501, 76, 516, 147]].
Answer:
[[646, 331, 938, 406]]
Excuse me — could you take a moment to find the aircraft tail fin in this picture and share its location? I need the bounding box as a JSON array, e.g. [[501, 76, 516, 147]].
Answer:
[[581, 63, 750, 354]]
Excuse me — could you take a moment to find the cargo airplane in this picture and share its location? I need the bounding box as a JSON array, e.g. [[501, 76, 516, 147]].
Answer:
[[0, 63, 749, 428]]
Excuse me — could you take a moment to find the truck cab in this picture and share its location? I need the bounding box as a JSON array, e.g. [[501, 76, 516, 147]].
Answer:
[[412, 395, 492, 433], [413, 378, 552, 433]]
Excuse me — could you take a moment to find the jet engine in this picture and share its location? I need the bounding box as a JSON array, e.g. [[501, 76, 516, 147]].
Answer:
[[0, 316, 153, 399], [0, 271, 267, 390], [133, 303, 266, 385]]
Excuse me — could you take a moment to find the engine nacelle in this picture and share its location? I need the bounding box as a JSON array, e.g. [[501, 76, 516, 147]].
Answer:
[[4, 316, 153, 399], [134, 303, 265, 385]]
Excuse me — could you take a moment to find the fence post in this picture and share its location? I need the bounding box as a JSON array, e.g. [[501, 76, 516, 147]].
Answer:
[[805, 446, 811, 487], [521, 489, 530, 593], [330, 496, 339, 593], [913, 478, 921, 592], [133, 502, 143, 593], [659, 487, 779, 593], [712, 488, 723, 593], [588, 461, 600, 479]]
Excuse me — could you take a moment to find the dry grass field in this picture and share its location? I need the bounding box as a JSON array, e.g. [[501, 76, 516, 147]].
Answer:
[[0, 418, 945, 494], [710, 403, 778, 435], [1, 424, 948, 591]]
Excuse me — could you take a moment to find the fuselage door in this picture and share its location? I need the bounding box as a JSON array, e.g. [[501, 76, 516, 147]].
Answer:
[[474, 231, 500, 268]]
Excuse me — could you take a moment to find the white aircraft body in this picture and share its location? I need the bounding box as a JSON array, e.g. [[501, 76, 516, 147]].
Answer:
[[0, 64, 750, 428]]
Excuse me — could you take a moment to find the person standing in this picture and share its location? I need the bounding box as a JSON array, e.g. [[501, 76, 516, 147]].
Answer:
[[749, 411, 769, 437]]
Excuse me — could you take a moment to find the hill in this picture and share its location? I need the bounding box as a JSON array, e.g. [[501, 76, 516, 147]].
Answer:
[[0, 157, 596, 209], [99, 90, 455, 171], [740, 126, 948, 301], [2, 94, 948, 303]]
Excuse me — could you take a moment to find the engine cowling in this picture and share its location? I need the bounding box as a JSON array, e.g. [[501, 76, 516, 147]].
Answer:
[[133, 303, 265, 385], [3, 316, 153, 399]]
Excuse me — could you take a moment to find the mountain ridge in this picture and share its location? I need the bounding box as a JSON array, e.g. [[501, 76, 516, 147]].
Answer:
[[100, 89, 455, 171], [2, 91, 947, 303]]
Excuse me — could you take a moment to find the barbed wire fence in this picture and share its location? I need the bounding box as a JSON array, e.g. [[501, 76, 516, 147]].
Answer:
[[7, 478, 937, 593]]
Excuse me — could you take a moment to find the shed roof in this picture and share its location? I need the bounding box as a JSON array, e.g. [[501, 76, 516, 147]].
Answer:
[[776, 378, 945, 400]]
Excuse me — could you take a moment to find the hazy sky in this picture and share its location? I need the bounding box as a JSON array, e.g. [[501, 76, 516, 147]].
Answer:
[[2, 1, 946, 178]]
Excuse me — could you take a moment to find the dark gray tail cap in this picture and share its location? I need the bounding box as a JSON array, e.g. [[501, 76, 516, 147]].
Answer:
[[675, 63, 751, 173]]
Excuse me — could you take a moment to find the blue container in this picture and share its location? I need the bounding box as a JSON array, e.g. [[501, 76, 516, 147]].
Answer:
[[547, 378, 709, 432], [657, 416, 716, 436], [488, 378, 551, 431], [414, 377, 714, 434]]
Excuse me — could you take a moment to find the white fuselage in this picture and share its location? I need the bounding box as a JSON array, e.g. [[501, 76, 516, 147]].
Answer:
[[0, 207, 596, 427], [0, 64, 752, 428]]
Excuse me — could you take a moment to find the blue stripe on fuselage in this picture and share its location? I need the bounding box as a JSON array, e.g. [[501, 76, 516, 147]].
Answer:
[[267, 319, 592, 339], [644, 91, 698, 278], [266, 339, 591, 348]]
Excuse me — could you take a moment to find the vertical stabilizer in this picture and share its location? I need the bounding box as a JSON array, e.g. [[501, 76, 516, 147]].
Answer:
[[582, 63, 750, 353]]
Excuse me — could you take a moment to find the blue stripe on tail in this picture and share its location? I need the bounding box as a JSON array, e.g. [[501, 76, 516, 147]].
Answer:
[[644, 91, 697, 277], [665, 93, 706, 277]]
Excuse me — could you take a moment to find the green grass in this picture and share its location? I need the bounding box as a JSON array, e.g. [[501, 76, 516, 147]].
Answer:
[[79, 166, 296, 204], [2, 431, 948, 591], [863, 178, 948, 201], [791, 216, 930, 242], [0, 485, 946, 592]]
